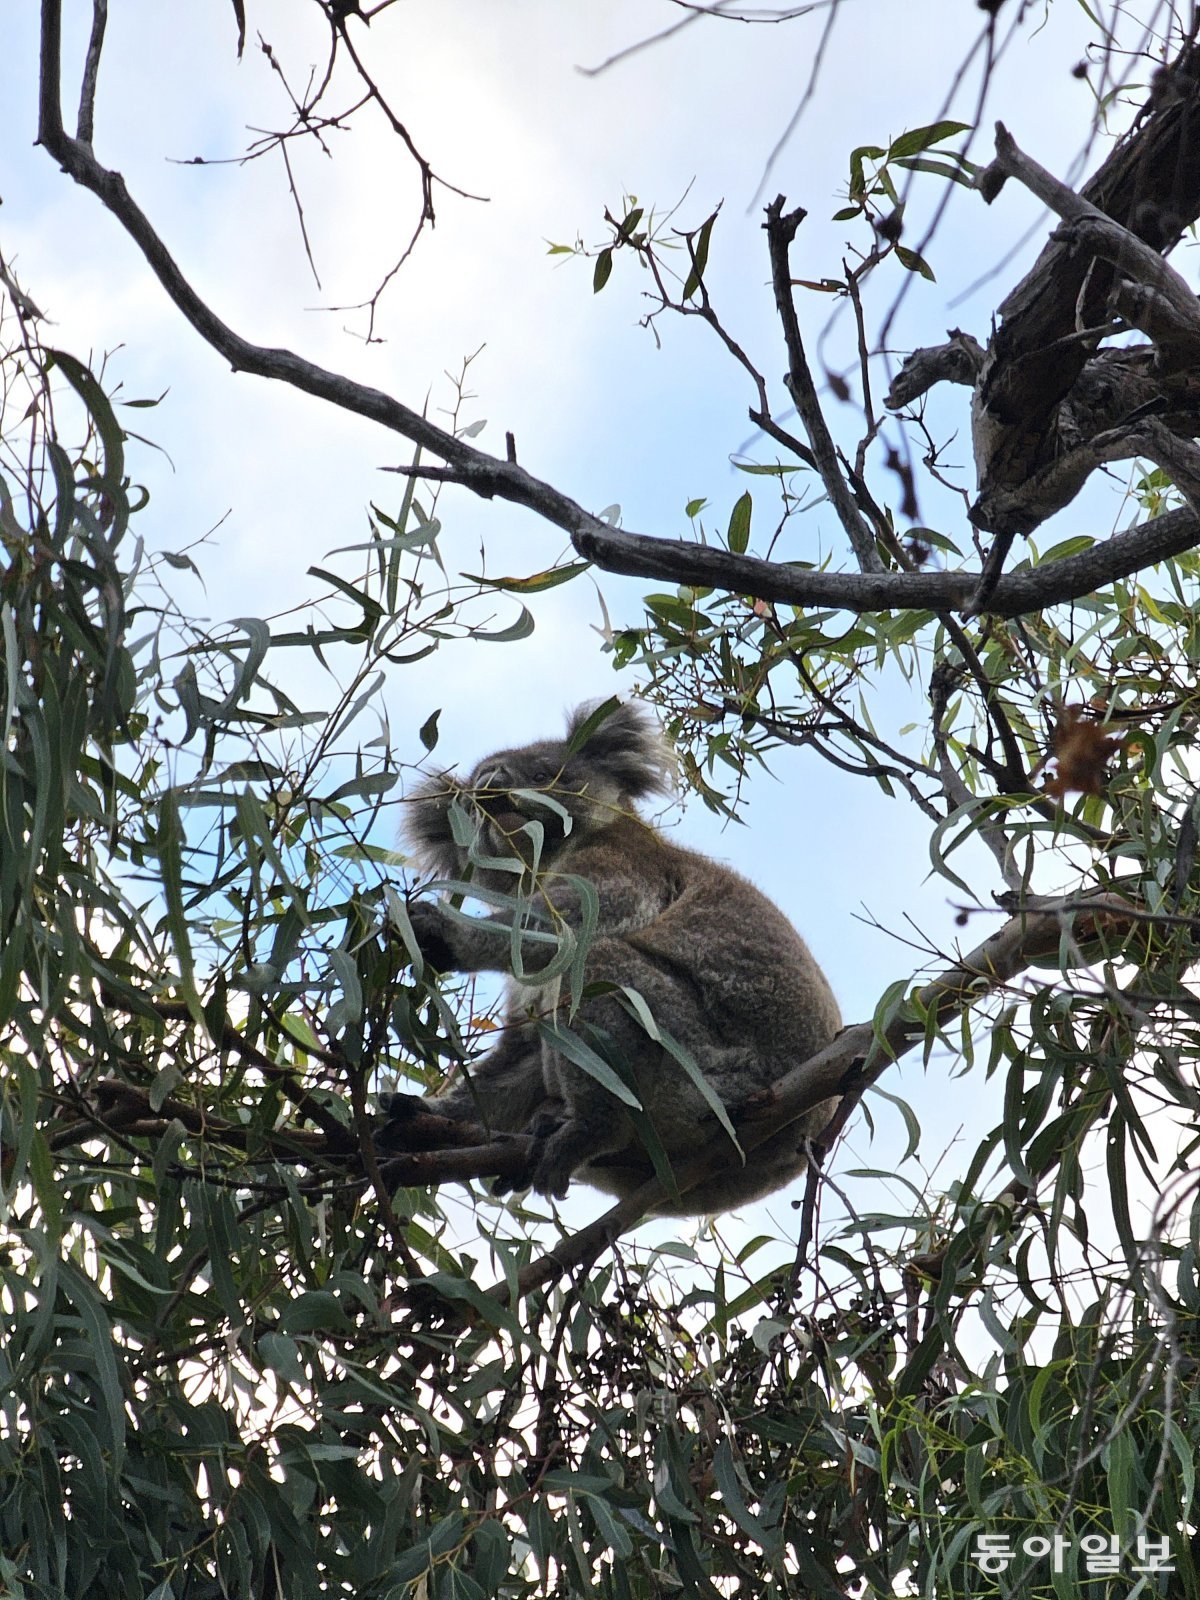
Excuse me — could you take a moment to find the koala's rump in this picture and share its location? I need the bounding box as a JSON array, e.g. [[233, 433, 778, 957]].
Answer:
[[581, 1095, 840, 1215], [567, 846, 839, 1208]]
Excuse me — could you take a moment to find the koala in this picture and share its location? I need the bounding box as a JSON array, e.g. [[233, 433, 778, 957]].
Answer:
[[381, 700, 840, 1216]]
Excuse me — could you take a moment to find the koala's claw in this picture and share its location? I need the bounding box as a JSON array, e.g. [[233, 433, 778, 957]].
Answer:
[[530, 1160, 573, 1202], [526, 1104, 567, 1141], [490, 1148, 538, 1199]]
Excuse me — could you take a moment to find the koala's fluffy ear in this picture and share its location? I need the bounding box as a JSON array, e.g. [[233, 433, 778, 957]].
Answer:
[[402, 770, 466, 880], [565, 700, 676, 802]]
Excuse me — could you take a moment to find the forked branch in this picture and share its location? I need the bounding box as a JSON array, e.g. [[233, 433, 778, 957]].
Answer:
[[34, 0, 1197, 624]]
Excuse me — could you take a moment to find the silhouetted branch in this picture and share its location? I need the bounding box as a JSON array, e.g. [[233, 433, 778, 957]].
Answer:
[[33, 0, 1200, 637], [763, 196, 884, 574]]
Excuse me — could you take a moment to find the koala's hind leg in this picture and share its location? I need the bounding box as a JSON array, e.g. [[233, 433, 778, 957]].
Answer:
[[529, 965, 761, 1202], [431, 1047, 548, 1134], [381, 1024, 548, 1146]]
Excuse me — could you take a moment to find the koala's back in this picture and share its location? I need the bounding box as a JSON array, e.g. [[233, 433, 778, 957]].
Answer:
[[546, 816, 840, 1212], [556, 816, 839, 1051]]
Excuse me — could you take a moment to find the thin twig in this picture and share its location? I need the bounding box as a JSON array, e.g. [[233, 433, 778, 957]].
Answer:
[[763, 196, 884, 573]]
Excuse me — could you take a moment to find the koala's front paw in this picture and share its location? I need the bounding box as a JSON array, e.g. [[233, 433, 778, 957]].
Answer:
[[403, 899, 458, 972], [525, 1102, 567, 1141], [376, 1090, 423, 1120], [489, 1145, 538, 1199]]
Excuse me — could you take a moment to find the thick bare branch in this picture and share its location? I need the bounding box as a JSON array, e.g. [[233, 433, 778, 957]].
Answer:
[[885, 329, 985, 410], [577, 497, 1200, 616], [34, 0, 1200, 636], [972, 418, 1200, 558], [991, 124, 1200, 347], [389, 455, 1200, 616]]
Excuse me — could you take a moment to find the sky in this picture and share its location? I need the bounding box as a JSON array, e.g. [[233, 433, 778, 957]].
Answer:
[[0, 0, 1175, 1243]]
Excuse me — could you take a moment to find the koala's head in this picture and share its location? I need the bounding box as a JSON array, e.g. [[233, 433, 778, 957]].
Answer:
[[404, 700, 675, 880]]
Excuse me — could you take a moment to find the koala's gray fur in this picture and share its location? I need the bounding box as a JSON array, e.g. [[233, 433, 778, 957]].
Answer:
[[384, 700, 840, 1215]]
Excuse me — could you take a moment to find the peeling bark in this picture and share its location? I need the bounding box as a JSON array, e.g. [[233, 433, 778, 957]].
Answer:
[[964, 45, 1200, 537]]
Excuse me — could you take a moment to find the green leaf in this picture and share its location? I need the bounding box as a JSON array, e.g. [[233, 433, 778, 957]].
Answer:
[[58, 1260, 126, 1472], [462, 561, 589, 593], [734, 460, 805, 476], [157, 790, 199, 1013], [615, 206, 644, 240], [887, 119, 970, 159], [46, 347, 127, 519], [580, 1488, 634, 1557], [713, 1440, 775, 1551], [419, 708, 441, 751], [618, 987, 740, 1150], [593, 248, 614, 292], [259, 1332, 306, 1385], [307, 565, 384, 633], [565, 695, 622, 755], [682, 210, 718, 301], [726, 491, 752, 554], [471, 606, 535, 643], [537, 1018, 642, 1108], [894, 243, 935, 280], [849, 143, 886, 196], [1037, 534, 1097, 563], [894, 154, 980, 186]]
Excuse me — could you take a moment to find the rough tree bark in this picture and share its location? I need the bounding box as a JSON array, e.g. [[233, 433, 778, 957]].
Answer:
[[888, 41, 1200, 608]]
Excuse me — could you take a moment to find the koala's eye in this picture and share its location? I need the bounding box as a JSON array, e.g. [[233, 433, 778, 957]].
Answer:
[[529, 766, 553, 784]]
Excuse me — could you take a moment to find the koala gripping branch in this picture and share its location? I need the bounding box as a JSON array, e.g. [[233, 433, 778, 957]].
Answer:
[[508, 888, 1151, 1299]]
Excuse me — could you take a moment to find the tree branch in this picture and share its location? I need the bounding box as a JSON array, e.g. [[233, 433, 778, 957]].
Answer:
[[885, 329, 985, 410], [34, 0, 1200, 644], [559, 499, 1200, 618], [990, 123, 1200, 349], [512, 889, 1147, 1296], [100, 984, 355, 1148], [392, 453, 1200, 616], [76, 0, 106, 146], [763, 197, 884, 573]]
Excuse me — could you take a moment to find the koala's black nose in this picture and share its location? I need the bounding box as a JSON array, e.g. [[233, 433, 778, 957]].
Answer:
[[473, 761, 511, 791]]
